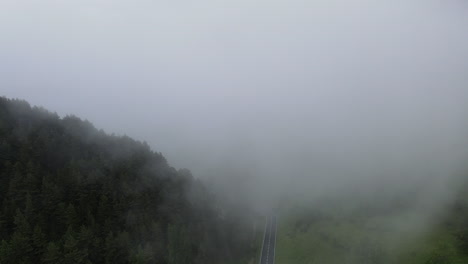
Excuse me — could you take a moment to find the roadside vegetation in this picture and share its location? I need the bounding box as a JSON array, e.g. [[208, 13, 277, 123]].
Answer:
[[276, 186, 468, 264], [0, 97, 256, 264]]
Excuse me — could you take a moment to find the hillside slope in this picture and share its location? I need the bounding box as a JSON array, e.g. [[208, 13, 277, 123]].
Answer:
[[0, 97, 253, 264]]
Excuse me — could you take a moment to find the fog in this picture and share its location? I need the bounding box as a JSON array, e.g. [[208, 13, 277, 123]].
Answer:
[[1, 0, 468, 212]]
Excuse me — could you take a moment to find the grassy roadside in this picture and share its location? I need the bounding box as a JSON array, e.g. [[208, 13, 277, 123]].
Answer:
[[252, 217, 265, 264], [275, 198, 468, 264], [231, 216, 265, 264]]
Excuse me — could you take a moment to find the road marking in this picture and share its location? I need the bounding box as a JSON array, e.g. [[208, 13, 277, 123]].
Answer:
[[266, 218, 270, 264], [259, 216, 267, 264], [272, 215, 277, 264]]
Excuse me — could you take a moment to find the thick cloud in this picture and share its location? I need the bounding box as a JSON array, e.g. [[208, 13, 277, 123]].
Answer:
[[1, 0, 467, 205]]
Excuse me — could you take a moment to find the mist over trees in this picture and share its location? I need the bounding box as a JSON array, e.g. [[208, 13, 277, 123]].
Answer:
[[0, 97, 255, 264], [0, 0, 467, 263]]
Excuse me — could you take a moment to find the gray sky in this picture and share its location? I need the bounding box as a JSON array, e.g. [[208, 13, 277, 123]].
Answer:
[[1, 0, 468, 202]]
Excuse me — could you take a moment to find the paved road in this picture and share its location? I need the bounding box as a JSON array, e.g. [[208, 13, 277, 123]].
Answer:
[[259, 215, 277, 264]]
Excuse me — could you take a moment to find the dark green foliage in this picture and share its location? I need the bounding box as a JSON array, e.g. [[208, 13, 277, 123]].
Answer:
[[0, 97, 250, 263], [452, 194, 468, 255], [42, 242, 61, 264], [32, 225, 46, 258], [167, 224, 192, 264], [0, 240, 13, 264]]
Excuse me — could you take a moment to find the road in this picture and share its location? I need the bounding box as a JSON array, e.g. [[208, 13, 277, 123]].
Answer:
[[259, 215, 277, 264]]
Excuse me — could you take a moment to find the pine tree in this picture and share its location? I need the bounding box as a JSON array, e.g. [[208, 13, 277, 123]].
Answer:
[[42, 242, 61, 264], [0, 240, 12, 264], [130, 245, 151, 264], [10, 209, 33, 262], [168, 224, 192, 264], [0, 211, 6, 238], [151, 221, 166, 263], [10, 230, 32, 263], [14, 209, 30, 233], [32, 225, 46, 259], [65, 204, 79, 230], [63, 228, 90, 264], [104, 232, 123, 264], [24, 193, 34, 223]]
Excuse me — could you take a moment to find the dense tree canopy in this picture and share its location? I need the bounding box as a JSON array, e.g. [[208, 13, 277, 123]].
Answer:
[[0, 97, 253, 264]]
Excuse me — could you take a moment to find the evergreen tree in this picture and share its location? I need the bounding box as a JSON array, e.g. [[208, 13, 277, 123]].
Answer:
[[63, 228, 90, 264], [32, 225, 46, 259], [42, 242, 61, 264], [0, 240, 12, 264], [65, 203, 79, 230]]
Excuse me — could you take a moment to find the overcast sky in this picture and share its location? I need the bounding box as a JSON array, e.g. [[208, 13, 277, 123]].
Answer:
[[1, 0, 468, 199]]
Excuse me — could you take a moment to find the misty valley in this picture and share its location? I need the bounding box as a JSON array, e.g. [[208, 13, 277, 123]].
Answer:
[[1, 97, 468, 264], [1, 0, 468, 263]]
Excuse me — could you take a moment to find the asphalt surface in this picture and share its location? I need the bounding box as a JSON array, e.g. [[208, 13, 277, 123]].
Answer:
[[259, 215, 277, 264]]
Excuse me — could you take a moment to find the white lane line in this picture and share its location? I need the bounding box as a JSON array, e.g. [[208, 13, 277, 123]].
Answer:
[[259, 216, 268, 264], [272, 215, 277, 264], [266, 216, 271, 264]]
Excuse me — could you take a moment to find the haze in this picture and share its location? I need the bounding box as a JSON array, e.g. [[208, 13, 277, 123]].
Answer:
[[1, 0, 468, 207]]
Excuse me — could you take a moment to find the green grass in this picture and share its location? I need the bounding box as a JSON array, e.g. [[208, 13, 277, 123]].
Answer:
[[231, 216, 265, 264], [252, 220, 265, 264], [275, 199, 468, 264]]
